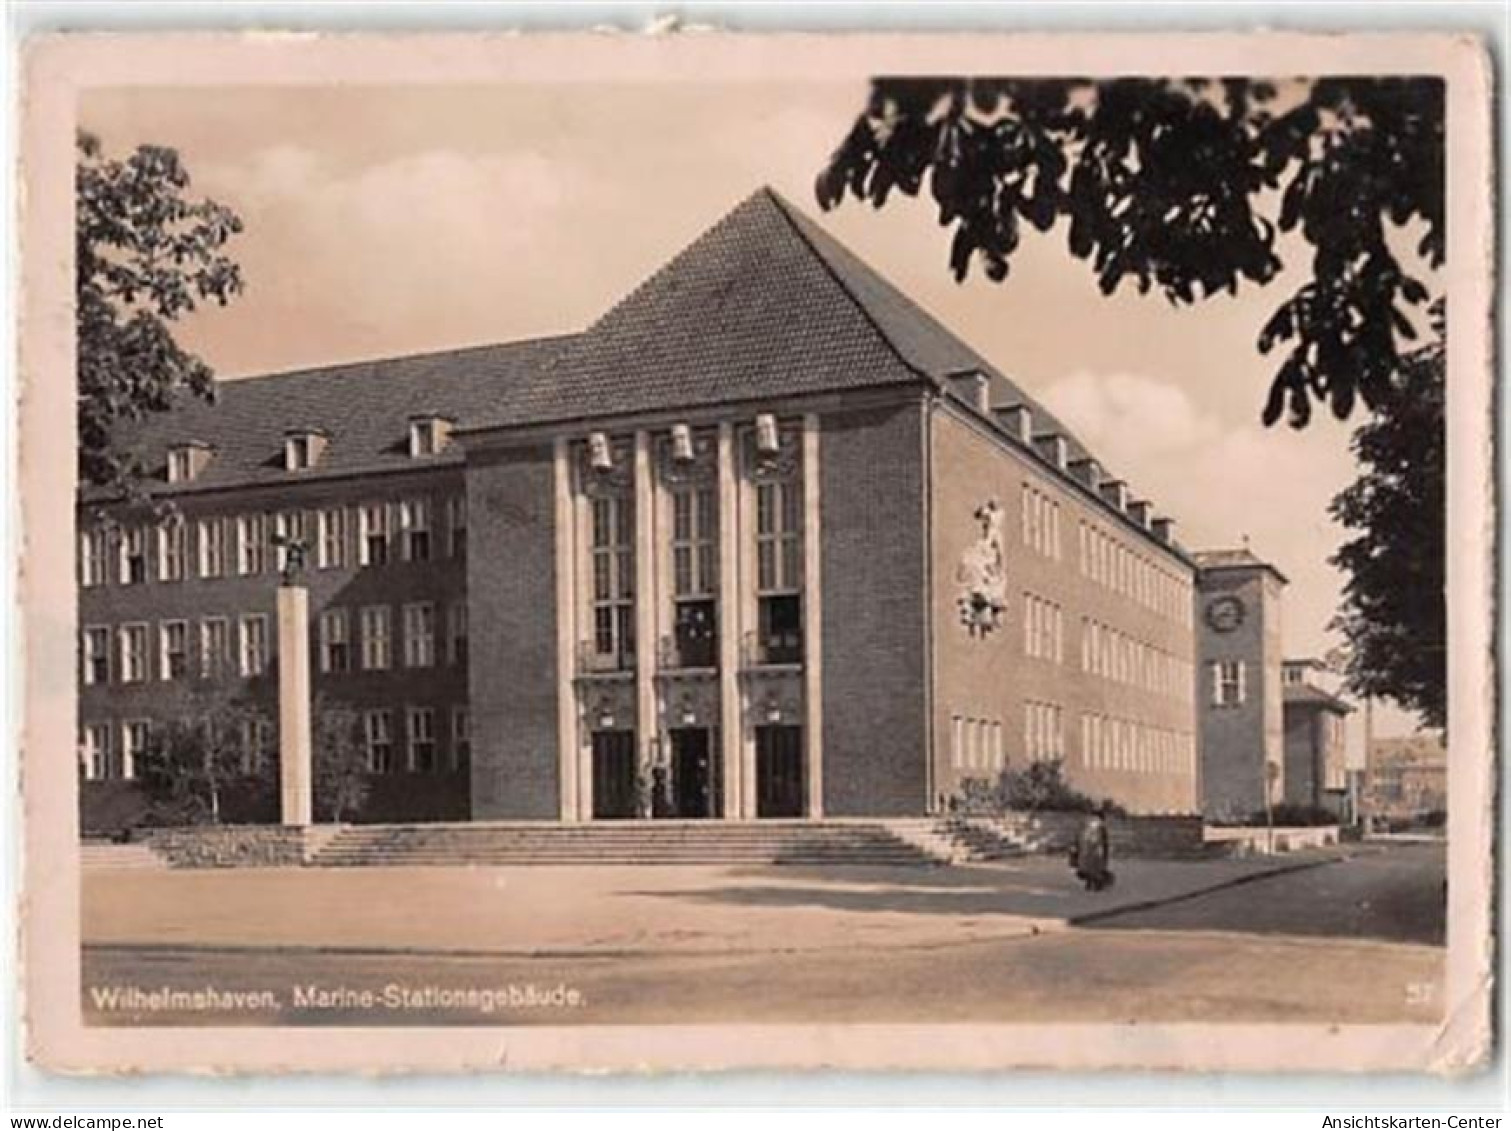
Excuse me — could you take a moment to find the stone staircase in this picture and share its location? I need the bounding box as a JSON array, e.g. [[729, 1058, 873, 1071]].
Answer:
[[931, 816, 1045, 861], [80, 841, 169, 872], [310, 820, 944, 868]]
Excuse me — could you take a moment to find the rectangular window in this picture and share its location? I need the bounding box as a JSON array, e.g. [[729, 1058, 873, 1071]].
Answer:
[[451, 707, 471, 771], [401, 499, 431, 562], [447, 602, 469, 666], [200, 618, 231, 680], [317, 507, 348, 569], [122, 719, 150, 781], [755, 480, 801, 593], [757, 593, 803, 665], [155, 518, 186, 582], [951, 714, 964, 769], [364, 709, 394, 774], [589, 494, 635, 669], [82, 626, 110, 686], [80, 527, 109, 588], [80, 722, 114, 781], [237, 514, 266, 575], [119, 623, 148, 683], [119, 526, 147, 585], [1213, 660, 1246, 706], [671, 486, 718, 598], [447, 495, 467, 557], [320, 608, 351, 674], [197, 517, 226, 578], [407, 707, 436, 773], [159, 620, 189, 681], [361, 605, 392, 671], [402, 602, 435, 668], [359, 504, 390, 566], [239, 614, 269, 677], [167, 447, 193, 484], [240, 716, 274, 774]]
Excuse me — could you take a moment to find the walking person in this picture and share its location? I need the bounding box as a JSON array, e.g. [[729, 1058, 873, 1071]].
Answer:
[[1070, 807, 1114, 892]]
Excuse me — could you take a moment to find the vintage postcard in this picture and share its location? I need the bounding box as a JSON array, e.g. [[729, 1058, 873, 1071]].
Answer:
[[17, 30, 1494, 1075]]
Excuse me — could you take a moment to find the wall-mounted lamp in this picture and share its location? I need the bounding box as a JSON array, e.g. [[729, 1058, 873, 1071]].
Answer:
[[588, 432, 613, 472], [755, 413, 780, 456]]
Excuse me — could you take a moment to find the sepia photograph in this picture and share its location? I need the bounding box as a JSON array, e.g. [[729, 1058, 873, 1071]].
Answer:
[[16, 28, 1494, 1079]]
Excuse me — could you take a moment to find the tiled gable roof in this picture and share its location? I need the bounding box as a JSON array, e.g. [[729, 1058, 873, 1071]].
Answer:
[[468, 188, 1094, 466], [1283, 683, 1354, 714], [87, 335, 573, 500]]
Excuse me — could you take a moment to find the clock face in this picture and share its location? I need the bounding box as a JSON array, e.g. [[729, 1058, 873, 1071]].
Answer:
[[1205, 595, 1246, 633]]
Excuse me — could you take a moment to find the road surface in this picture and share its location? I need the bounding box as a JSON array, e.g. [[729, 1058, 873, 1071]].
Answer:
[[81, 842, 1444, 1026]]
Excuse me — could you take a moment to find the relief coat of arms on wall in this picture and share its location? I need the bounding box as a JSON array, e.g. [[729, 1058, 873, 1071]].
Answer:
[[956, 499, 1007, 637]]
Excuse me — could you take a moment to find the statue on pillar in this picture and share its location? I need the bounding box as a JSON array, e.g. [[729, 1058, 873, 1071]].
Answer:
[[272, 534, 309, 587]]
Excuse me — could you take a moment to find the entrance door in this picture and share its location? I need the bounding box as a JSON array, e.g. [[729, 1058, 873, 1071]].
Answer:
[[755, 724, 804, 818], [670, 727, 720, 819], [591, 729, 638, 820]]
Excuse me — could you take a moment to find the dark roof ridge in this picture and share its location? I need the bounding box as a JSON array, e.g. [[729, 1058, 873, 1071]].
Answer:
[[214, 331, 580, 388], [759, 186, 934, 389]]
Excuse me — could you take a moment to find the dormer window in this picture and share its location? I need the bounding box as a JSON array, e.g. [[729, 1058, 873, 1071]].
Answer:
[[284, 429, 328, 472], [166, 442, 212, 484], [409, 415, 453, 458]]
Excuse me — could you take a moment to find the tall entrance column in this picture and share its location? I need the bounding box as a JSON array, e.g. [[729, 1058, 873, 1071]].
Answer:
[[552, 437, 582, 821], [276, 583, 313, 826], [633, 431, 658, 810], [801, 413, 824, 818], [716, 422, 743, 820]]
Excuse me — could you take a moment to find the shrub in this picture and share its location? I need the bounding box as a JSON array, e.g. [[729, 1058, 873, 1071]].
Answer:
[[952, 759, 1124, 817], [1245, 803, 1340, 827]]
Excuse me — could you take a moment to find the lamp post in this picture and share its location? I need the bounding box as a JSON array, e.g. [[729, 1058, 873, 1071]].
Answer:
[[1264, 759, 1280, 855]]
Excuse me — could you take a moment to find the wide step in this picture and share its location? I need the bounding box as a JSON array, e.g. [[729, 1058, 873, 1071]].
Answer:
[[309, 821, 941, 867]]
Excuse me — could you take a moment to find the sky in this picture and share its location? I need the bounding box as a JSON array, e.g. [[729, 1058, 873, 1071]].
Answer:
[[80, 81, 1431, 737]]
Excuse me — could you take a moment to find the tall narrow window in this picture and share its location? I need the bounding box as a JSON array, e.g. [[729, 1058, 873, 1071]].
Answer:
[[159, 621, 189, 681], [122, 720, 150, 780], [451, 707, 471, 771], [317, 507, 347, 569], [82, 626, 110, 686], [80, 723, 114, 781], [320, 608, 351, 673], [119, 526, 147, 585], [364, 709, 394, 773], [589, 494, 635, 669], [240, 716, 273, 774], [197, 517, 225, 578], [360, 605, 391, 671], [407, 707, 436, 772], [670, 485, 717, 669], [447, 602, 469, 666], [200, 617, 230, 680], [402, 602, 435, 668], [157, 517, 186, 582], [446, 495, 467, 557], [755, 479, 802, 664], [119, 624, 148, 683], [238, 614, 268, 677], [400, 499, 431, 562], [80, 527, 109, 588], [359, 504, 390, 567], [236, 514, 266, 576]]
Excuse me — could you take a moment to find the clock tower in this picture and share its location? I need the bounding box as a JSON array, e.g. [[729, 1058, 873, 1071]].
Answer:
[[1193, 548, 1288, 822]]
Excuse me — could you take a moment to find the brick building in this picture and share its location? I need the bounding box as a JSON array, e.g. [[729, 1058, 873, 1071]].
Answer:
[[78, 188, 1201, 829], [1193, 548, 1287, 821], [1280, 659, 1352, 815]]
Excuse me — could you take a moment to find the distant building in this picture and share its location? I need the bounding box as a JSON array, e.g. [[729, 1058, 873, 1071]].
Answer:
[[1367, 734, 1448, 820], [1281, 659, 1352, 816], [1193, 548, 1287, 821]]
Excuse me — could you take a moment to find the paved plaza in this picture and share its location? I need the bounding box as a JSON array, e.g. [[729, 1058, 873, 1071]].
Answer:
[[81, 841, 1445, 1026]]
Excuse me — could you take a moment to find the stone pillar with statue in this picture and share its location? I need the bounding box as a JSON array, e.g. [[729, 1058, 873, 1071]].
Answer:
[[272, 534, 313, 826]]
